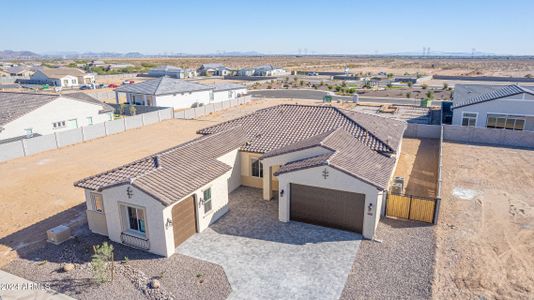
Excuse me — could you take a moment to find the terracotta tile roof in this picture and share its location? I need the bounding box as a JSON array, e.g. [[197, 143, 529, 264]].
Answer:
[[74, 126, 248, 206], [273, 128, 397, 189], [198, 104, 405, 154]]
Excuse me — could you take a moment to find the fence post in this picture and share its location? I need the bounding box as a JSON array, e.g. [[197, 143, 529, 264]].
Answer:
[[408, 195, 413, 220], [433, 198, 441, 224], [20, 139, 27, 157]]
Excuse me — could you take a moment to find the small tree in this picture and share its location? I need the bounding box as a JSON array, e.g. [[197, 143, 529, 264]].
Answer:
[[386, 83, 393, 89], [119, 103, 126, 115], [91, 242, 114, 284], [406, 92, 412, 98], [407, 82, 413, 88], [299, 80, 304, 86], [319, 81, 324, 87], [443, 82, 449, 90], [425, 91, 435, 100], [387, 73, 394, 79], [421, 83, 428, 90], [129, 105, 137, 116], [341, 81, 347, 87], [335, 86, 342, 92]]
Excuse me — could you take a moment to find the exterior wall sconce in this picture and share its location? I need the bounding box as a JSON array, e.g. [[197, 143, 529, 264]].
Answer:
[[280, 189, 285, 198], [165, 218, 173, 230], [368, 203, 373, 215]]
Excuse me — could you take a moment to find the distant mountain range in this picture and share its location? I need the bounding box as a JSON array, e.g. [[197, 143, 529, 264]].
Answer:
[[0, 49, 529, 60]]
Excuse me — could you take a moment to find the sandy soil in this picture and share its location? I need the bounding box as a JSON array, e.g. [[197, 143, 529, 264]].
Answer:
[[0, 98, 319, 267], [433, 143, 534, 299], [394, 138, 439, 198]]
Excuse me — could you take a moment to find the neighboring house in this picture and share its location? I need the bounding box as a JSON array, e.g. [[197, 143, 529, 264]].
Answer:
[[197, 63, 232, 76], [394, 76, 418, 84], [114, 77, 247, 109], [0, 69, 9, 77], [148, 65, 196, 79], [451, 84, 534, 131], [236, 68, 255, 77], [30, 67, 96, 88], [6, 65, 35, 77], [0, 92, 113, 141], [74, 104, 406, 257], [107, 64, 135, 70], [252, 64, 287, 76]]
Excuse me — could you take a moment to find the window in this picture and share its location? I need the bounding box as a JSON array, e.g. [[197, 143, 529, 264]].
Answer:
[[53, 121, 66, 129], [127, 206, 146, 235], [203, 188, 212, 214], [24, 128, 33, 137], [108, 113, 113, 121], [251, 159, 263, 178], [63, 79, 69, 86], [86, 117, 93, 125], [71, 79, 76, 84], [486, 114, 525, 131], [461, 112, 477, 127], [90, 192, 104, 212]]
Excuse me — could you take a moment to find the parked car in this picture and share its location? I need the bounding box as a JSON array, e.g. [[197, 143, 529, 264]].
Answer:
[[122, 80, 134, 85], [108, 83, 119, 88], [79, 85, 91, 90], [307, 72, 319, 76]]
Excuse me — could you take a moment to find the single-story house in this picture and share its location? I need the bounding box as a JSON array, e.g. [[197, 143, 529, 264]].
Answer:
[[236, 68, 255, 77], [30, 67, 96, 88], [114, 77, 247, 109], [74, 104, 406, 257], [252, 64, 287, 77], [393, 76, 419, 84], [452, 84, 534, 131], [6, 65, 35, 77], [0, 92, 113, 141], [0, 69, 9, 77], [197, 63, 232, 76], [148, 65, 196, 79]]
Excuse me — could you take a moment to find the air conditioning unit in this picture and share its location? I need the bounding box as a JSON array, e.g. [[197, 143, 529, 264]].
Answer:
[[47, 225, 72, 245], [394, 176, 405, 190], [391, 183, 403, 195]]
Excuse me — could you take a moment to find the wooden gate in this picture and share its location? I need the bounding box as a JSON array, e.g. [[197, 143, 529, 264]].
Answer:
[[386, 193, 436, 223]]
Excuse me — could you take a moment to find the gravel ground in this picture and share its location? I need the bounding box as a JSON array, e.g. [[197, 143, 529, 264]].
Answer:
[[340, 218, 436, 300], [2, 227, 231, 300]]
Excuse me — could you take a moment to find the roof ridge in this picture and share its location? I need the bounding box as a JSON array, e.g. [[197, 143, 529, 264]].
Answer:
[[334, 107, 395, 153], [454, 84, 529, 109], [153, 77, 166, 94]]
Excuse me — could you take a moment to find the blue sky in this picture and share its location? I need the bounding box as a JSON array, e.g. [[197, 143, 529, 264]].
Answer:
[[2, 0, 533, 55]]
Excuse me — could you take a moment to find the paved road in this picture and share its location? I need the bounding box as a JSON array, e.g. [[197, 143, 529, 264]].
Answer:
[[177, 187, 361, 300], [250, 89, 443, 106]]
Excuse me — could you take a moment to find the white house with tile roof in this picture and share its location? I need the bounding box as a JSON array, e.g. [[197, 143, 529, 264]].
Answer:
[[114, 77, 247, 110], [74, 105, 405, 257], [0, 92, 113, 141], [30, 67, 96, 88], [452, 84, 534, 131]]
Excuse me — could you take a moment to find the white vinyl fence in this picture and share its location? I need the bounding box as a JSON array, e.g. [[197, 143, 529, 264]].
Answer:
[[0, 108, 173, 162], [174, 96, 252, 119]]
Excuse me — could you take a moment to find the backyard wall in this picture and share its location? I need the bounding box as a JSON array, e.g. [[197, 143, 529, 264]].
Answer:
[[404, 124, 441, 139], [174, 96, 251, 119], [443, 125, 534, 148], [0, 108, 173, 163]]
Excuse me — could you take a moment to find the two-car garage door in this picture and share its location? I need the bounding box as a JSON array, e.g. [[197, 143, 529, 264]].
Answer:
[[290, 184, 365, 233]]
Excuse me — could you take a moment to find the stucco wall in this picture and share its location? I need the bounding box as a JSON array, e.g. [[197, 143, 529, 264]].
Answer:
[[452, 94, 534, 131], [152, 90, 212, 109], [277, 166, 382, 239], [240, 151, 278, 190], [0, 96, 111, 140]]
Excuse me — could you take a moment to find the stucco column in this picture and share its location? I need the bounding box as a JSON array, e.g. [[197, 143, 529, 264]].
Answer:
[[262, 166, 272, 200], [115, 92, 120, 104]]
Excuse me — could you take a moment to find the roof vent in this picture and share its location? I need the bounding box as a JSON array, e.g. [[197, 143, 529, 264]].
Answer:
[[153, 156, 161, 168]]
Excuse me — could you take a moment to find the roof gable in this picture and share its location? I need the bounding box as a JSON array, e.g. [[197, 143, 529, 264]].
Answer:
[[453, 84, 534, 109]]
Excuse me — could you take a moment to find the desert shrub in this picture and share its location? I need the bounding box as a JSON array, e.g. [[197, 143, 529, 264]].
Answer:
[[421, 83, 428, 89], [129, 105, 137, 116], [443, 83, 449, 90], [406, 92, 412, 98], [91, 242, 114, 284]]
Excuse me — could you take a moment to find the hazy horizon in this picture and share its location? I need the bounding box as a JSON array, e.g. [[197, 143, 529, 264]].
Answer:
[[2, 0, 534, 56]]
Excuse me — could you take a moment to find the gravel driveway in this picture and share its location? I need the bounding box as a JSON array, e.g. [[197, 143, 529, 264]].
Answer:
[[340, 218, 436, 299], [177, 187, 362, 300]]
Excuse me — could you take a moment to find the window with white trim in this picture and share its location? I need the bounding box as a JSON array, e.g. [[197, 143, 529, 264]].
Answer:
[[126, 206, 146, 235], [90, 192, 104, 212], [86, 117, 93, 125], [251, 159, 263, 178], [461, 112, 477, 127], [53, 121, 66, 129], [203, 188, 212, 213], [486, 114, 525, 131]]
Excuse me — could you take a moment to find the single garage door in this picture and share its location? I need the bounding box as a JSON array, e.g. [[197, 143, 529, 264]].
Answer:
[[172, 195, 197, 248], [290, 183, 365, 233]]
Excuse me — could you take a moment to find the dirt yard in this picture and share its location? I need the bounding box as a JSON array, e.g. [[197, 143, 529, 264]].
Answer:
[[394, 138, 439, 198], [0, 98, 320, 267], [433, 143, 534, 299]]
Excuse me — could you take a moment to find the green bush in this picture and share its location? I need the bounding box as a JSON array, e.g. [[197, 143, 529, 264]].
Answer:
[[91, 242, 114, 284]]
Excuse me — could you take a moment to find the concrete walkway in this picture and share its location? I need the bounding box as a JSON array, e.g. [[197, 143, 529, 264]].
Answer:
[[0, 270, 74, 300], [177, 187, 362, 300]]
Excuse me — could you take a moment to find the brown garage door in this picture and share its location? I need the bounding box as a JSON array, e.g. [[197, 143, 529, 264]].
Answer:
[[290, 184, 365, 233], [172, 195, 197, 248]]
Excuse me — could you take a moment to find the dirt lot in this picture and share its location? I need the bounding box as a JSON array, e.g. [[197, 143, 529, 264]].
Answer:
[[0, 98, 320, 267], [433, 143, 534, 299], [394, 138, 439, 198]]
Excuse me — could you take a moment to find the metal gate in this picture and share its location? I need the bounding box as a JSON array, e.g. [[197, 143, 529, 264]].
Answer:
[[386, 193, 437, 223]]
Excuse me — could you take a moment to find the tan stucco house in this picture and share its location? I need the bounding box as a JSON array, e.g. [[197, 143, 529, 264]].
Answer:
[[74, 104, 406, 257]]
